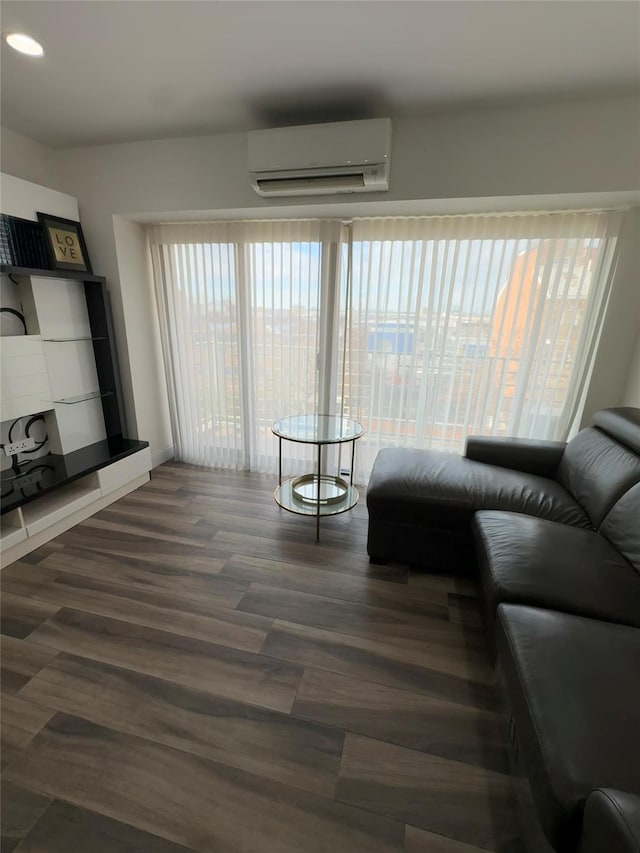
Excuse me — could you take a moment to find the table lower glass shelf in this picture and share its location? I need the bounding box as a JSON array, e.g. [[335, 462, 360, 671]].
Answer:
[[275, 475, 359, 517]]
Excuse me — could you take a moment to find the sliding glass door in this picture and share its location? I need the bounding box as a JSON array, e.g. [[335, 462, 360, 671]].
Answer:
[[150, 211, 621, 482], [338, 213, 620, 481]]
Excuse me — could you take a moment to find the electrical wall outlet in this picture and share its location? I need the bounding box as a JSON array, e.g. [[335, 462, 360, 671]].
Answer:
[[4, 437, 38, 456]]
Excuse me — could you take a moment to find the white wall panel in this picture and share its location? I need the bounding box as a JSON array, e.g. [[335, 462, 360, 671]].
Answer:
[[0, 336, 52, 420], [30, 277, 92, 340], [53, 399, 107, 454], [43, 340, 101, 401], [0, 171, 78, 220]]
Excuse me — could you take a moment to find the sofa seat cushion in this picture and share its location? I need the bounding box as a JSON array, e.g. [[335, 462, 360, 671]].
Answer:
[[497, 605, 640, 850], [367, 448, 591, 531], [474, 511, 640, 633]]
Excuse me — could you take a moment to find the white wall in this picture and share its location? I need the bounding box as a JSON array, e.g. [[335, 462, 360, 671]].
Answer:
[[112, 217, 172, 465], [3, 93, 639, 458], [581, 207, 640, 419], [55, 93, 640, 216], [0, 172, 78, 221], [623, 336, 640, 407], [1, 127, 57, 190]]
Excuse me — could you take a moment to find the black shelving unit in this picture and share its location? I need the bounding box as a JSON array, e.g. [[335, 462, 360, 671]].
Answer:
[[1, 437, 149, 515], [1, 264, 149, 517]]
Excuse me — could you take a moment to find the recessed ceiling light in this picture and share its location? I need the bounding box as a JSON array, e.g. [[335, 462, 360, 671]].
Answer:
[[4, 33, 44, 57]]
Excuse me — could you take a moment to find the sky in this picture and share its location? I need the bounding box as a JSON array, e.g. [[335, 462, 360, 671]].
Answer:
[[171, 234, 599, 317]]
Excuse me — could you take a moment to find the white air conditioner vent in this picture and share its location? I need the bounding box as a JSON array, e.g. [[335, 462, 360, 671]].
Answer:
[[248, 118, 391, 197]]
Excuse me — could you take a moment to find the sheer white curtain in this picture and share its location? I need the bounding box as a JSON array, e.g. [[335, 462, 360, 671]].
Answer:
[[149, 220, 345, 475], [338, 212, 622, 482], [149, 211, 621, 482]]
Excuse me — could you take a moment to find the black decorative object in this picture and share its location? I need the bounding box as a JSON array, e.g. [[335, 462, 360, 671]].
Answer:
[[0, 214, 50, 269], [37, 212, 92, 274], [20, 415, 48, 453]]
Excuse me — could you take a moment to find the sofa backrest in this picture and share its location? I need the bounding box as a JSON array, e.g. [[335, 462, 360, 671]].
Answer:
[[600, 483, 640, 571], [557, 408, 640, 529]]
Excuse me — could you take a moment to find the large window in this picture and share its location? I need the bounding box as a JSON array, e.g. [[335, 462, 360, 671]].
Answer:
[[149, 212, 621, 481]]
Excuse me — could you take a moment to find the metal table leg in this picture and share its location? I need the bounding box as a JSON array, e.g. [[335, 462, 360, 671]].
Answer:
[[316, 443, 322, 542], [350, 438, 356, 485]]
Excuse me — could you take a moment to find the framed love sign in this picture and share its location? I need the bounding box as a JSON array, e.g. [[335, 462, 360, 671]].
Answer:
[[37, 213, 93, 274]]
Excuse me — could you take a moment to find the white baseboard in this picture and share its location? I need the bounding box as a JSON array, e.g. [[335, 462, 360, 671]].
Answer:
[[152, 445, 174, 468]]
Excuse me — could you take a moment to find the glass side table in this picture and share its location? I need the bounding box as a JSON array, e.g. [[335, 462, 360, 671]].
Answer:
[[272, 414, 364, 541]]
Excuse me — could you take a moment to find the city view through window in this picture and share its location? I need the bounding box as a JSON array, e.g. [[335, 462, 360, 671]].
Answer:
[[340, 236, 603, 475]]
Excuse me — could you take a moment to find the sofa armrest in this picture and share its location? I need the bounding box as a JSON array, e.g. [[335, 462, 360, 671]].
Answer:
[[580, 789, 640, 853], [465, 436, 567, 479]]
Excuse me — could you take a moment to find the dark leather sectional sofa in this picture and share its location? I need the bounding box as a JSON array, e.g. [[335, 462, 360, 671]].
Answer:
[[367, 407, 640, 852]]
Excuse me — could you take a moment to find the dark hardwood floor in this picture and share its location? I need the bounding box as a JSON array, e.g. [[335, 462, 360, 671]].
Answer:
[[1, 462, 524, 852]]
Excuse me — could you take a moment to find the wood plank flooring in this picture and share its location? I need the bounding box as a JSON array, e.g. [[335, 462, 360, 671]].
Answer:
[[1, 461, 523, 852]]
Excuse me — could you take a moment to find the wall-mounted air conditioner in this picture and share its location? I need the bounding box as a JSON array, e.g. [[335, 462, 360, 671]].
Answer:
[[248, 118, 392, 197]]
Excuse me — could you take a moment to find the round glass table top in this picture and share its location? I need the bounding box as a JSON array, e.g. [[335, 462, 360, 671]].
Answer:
[[272, 414, 364, 444]]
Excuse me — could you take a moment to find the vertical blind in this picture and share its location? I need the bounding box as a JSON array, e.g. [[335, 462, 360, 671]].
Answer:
[[149, 220, 345, 475], [339, 212, 621, 481], [149, 211, 621, 482]]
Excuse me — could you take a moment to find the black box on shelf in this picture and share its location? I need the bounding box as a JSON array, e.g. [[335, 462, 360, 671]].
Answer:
[[0, 214, 51, 270], [0, 217, 12, 265]]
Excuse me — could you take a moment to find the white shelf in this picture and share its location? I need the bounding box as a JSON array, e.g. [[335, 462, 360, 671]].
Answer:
[[1, 509, 26, 551], [54, 390, 113, 405], [97, 446, 152, 494], [22, 478, 101, 536], [1, 526, 27, 550], [31, 276, 92, 340], [43, 337, 106, 342]]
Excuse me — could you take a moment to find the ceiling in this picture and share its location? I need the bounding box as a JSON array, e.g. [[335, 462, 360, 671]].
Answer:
[[1, 0, 639, 148]]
